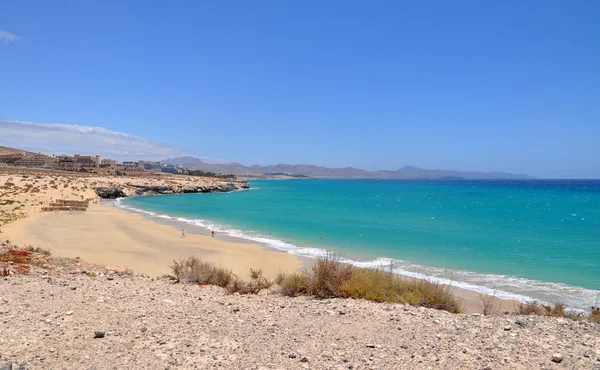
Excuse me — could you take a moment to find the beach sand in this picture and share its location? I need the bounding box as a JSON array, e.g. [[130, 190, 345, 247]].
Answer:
[[3, 204, 303, 280]]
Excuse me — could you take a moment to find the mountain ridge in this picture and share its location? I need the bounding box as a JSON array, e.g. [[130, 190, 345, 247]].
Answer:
[[164, 157, 535, 180]]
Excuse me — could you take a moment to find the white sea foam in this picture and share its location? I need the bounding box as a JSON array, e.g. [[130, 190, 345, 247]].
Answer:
[[114, 200, 599, 313]]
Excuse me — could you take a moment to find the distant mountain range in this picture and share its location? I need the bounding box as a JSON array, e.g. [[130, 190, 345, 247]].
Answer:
[[164, 157, 534, 180]]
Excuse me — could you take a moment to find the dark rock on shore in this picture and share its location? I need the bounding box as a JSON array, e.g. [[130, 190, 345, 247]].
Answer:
[[93, 179, 249, 199], [93, 187, 127, 199]]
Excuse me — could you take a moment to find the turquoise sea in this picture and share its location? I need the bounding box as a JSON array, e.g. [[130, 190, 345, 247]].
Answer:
[[120, 179, 600, 311]]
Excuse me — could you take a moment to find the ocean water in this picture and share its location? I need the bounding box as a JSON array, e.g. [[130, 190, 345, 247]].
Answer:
[[120, 179, 600, 311]]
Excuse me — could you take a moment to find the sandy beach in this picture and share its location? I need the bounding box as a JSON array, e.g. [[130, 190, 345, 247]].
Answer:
[[3, 204, 302, 280], [0, 168, 520, 313]]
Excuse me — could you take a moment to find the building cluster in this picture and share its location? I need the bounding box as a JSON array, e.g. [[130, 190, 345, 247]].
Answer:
[[0, 151, 189, 176]]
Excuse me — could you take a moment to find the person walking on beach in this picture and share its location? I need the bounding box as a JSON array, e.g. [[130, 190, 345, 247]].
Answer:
[[211, 230, 215, 238], [181, 229, 185, 238]]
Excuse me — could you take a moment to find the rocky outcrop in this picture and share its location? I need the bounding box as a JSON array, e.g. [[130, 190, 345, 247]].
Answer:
[[94, 187, 127, 199], [94, 180, 249, 199]]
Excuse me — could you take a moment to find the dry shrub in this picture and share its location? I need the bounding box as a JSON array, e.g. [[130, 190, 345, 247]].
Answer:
[[479, 292, 501, 315], [278, 272, 311, 296], [516, 301, 586, 320], [24, 245, 52, 256], [277, 256, 464, 313], [227, 268, 273, 294], [170, 256, 233, 288], [310, 253, 352, 298]]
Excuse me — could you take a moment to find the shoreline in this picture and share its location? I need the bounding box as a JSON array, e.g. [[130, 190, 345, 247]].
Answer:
[[1, 170, 591, 314], [115, 191, 599, 313], [4, 197, 517, 313], [114, 195, 597, 313]]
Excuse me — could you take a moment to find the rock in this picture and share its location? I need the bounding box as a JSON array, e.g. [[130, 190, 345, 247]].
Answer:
[[515, 319, 526, 327], [107, 276, 114, 281], [483, 366, 492, 370], [400, 344, 408, 349], [94, 187, 126, 199], [49, 348, 55, 353], [65, 311, 73, 316], [503, 325, 511, 331], [366, 344, 376, 348], [288, 354, 297, 359], [551, 353, 563, 363], [94, 330, 105, 339], [300, 357, 309, 363], [0, 363, 12, 370]]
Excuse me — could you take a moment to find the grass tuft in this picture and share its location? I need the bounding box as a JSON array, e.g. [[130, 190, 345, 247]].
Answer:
[[278, 254, 464, 313], [170, 256, 233, 288]]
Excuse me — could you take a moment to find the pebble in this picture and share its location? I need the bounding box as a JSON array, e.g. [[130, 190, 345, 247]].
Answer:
[[551, 353, 563, 363], [94, 330, 105, 339], [515, 319, 526, 327], [503, 325, 511, 331], [300, 357, 309, 363], [0, 364, 12, 370], [400, 344, 408, 349]]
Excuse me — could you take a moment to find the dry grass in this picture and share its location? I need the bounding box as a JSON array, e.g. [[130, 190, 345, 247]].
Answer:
[[516, 301, 568, 317], [23, 245, 52, 256], [277, 253, 464, 313], [170, 256, 234, 288], [479, 292, 501, 315], [275, 272, 310, 296], [169, 254, 465, 314], [516, 301, 599, 322]]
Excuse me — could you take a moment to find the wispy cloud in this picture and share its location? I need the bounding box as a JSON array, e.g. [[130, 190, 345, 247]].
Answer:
[[0, 120, 186, 161], [0, 30, 20, 44]]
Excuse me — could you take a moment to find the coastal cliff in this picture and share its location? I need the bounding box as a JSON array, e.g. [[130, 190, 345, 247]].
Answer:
[[0, 168, 249, 226], [94, 180, 249, 199]]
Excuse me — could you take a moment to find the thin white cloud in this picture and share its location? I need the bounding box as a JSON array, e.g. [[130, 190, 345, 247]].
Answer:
[[0, 30, 20, 44], [0, 120, 186, 161]]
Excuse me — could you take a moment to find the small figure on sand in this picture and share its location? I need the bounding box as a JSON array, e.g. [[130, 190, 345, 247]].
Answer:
[[211, 230, 215, 238], [181, 229, 185, 238]]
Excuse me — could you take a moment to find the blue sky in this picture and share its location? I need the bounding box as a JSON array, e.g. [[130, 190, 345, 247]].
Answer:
[[0, 1, 598, 178]]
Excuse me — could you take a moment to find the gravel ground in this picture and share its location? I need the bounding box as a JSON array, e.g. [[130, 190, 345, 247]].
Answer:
[[1, 274, 599, 370]]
